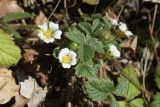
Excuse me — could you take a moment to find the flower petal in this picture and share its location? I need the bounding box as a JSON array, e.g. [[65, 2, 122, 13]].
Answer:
[[54, 30, 62, 39], [125, 30, 133, 37], [119, 22, 127, 32], [69, 51, 77, 58], [38, 22, 48, 31], [49, 22, 59, 31], [43, 38, 55, 43], [71, 58, 77, 65], [62, 64, 71, 68], [58, 48, 70, 61], [109, 44, 120, 58], [110, 18, 118, 25], [38, 32, 45, 40]]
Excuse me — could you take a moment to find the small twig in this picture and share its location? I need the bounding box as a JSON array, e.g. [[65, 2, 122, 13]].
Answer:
[[9, 24, 38, 29], [142, 47, 150, 104], [48, 0, 62, 20], [146, 8, 160, 64], [64, 0, 70, 26], [151, 4, 158, 35], [117, 5, 125, 20]]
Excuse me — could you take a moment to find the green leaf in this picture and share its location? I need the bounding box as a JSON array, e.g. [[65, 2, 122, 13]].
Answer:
[[150, 92, 160, 107], [66, 27, 85, 44], [91, 19, 101, 33], [78, 22, 92, 35], [102, 16, 112, 30], [0, 30, 21, 67], [129, 98, 144, 107], [109, 94, 119, 107], [75, 62, 98, 78], [78, 44, 94, 62], [155, 65, 160, 89], [6, 25, 22, 39], [78, 36, 104, 62], [85, 36, 104, 53], [83, 0, 100, 5], [91, 14, 102, 19], [113, 66, 141, 100], [118, 101, 127, 107], [113, 76, 129, 97], [123, 66, 141, 100], [86, 78, 114, 101], [3, 12, 35, 22]]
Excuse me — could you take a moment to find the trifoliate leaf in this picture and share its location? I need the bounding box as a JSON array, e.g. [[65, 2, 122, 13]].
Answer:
[[85, 78, 114, 101], [78, 36, 104, 62], [75, 62, 98, 78], [83, 0, 100, 5], [150, 93, 160, 107], [66, 27, 85, 44], [129, 98, 144, 107], [78, 44, 94, 62], [0, 30, 21, 66], [109, 94, 119, 107], [85, 36, 104, 53], [78, 22, 92, 35], [113, 66, 140, 100]]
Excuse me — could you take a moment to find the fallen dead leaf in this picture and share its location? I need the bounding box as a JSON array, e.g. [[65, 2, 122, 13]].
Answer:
[[35, 11, 48, 25], [23, 49, 39, 64], [20, 76, 35, 99], [16, 68, 48, 107], [12, 95, 28, 107], [0, 68, 19, 104], [27, 83, 47, 107], [0, 0, 23, 18], [120, 36, 138, 53]]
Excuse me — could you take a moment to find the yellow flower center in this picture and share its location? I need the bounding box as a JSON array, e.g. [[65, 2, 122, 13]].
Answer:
[[44, 30, 52, 38], [62, 55, 72, 64]]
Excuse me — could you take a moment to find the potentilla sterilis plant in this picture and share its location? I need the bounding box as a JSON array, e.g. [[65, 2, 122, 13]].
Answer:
[[58, 48, 77, 68], [109, 44, 120, 58], [38, 22, 62, 43]]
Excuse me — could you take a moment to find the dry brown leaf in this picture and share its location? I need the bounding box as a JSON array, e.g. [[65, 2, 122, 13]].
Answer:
[[0, 0, 23, 18], [35, 72, 48, 86], [35, 11, 48, 25], [27, 81, 47, 107], [23, 49, 39, 64], [0, 68, 19, 104], [12, 95, 28, 107], [19, 76, 35, 99], [120, 36, 138, 53]]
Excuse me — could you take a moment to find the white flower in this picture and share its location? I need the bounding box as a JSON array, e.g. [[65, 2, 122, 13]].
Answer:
[[110, 18, 118, 26], [38, 22, 62, 43], [58, 48, 77, 68], [119, 22, 127, 32], [109, 44, 120, 58], [119, 22, 133, 37], [125, 30, 133, 37]]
